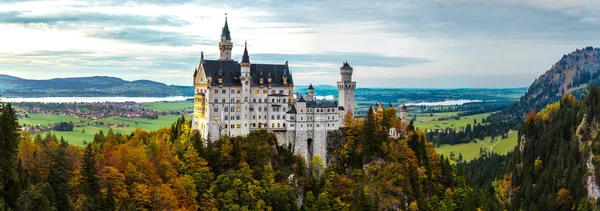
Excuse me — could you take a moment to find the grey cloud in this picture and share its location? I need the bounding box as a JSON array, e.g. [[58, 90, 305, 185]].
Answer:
[[0, 11, 189, 26], [90, 28, 215, 46], [247, 52, 432, 69]]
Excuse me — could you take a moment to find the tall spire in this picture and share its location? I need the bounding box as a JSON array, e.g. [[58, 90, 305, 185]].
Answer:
[[242, 40, 250, 63], [221, 14, 231, 40]]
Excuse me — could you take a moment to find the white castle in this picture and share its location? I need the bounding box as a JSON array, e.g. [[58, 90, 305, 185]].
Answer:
[[192, 17, 356, 165]]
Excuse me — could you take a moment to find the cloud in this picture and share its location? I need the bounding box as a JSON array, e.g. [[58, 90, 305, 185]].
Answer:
[[89, 27, 213, 46], [248, 52, 432, 69], [0, 10, 189, 26]]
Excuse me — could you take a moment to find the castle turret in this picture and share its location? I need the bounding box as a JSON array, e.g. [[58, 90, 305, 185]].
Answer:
[[337, 61, 356, 116], [218, 15, 233, 61], [240, 41, 251, 134], [400, 104, 409, 124], [306, 83, 315, 101]]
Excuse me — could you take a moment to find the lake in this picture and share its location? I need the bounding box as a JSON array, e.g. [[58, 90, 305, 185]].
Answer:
[[3, 96, 193, 103]]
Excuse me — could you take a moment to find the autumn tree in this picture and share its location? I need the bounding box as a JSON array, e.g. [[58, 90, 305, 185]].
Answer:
[[0, 103, 21, 209]]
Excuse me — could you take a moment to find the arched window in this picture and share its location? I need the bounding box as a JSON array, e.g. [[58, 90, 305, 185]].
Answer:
[[231, 98, 235, 103], [224, 115, 228, 120], [277, 115, 280, 120], [222, 98, 225, 103], [258, 107, 262, 112], [271, 115, 275, 120], [259, 99, 262, 103], [283, 99, 286, 103], [277, 123, 280, 128], [272, 98, 275, 103], [283, 123, 286, 127], [236, 107, 241, 112], [214, 106, 218, 112], [214, 89, 219, 94], [214, 99, 218, 103], [222, 89, 226, 94], [271, 123, 275, 128]]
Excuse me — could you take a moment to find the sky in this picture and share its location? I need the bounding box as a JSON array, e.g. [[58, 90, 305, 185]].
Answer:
[[1, 0, 600, 88]]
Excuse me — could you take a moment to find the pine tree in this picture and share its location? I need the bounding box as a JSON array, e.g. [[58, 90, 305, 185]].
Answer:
[[79, 144, 104, 210], [105, 183, 116, 211], [47, 137, 71, 211], [0, 103, 21, 209], [362, 108, 378, 160]]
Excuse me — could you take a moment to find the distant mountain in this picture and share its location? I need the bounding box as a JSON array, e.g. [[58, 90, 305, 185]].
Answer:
[[491, 46, 600, 122], [0, 75, 194, 97]]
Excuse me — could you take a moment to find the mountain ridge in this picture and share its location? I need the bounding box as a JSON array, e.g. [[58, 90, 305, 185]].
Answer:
[[0, 74, 194, 97]]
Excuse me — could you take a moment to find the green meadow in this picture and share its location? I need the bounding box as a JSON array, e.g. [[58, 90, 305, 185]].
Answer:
[[413, 112, 492, 130], [436, 131, 519, 163], [142, 101, 193, 112], [23, 115, 185, 146]]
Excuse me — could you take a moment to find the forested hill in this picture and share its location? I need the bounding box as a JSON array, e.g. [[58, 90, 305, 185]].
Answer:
[[460, 86, 600, 210], [0, 74, 193, 97], [491, 46, 600, 124]]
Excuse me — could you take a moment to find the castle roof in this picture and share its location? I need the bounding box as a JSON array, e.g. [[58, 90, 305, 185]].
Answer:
[[307, 100, 338, 108], [297, 95, 306, 102], [242, 41, 250, 63], [200, 60, 293, 86], [308, 83, 314, 90], [341, 61, 352, 69], [286, 104, 297, 114], [221, 17, 231, 40]]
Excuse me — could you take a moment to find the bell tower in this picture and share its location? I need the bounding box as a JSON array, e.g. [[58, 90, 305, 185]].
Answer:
[[218, 14, 233, 61], [337, 61, 356, 115]]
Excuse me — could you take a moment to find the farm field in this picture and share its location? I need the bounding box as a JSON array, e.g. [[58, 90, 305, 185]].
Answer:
[[23, 114, 185, 146], [413, 112, 492, 130], [143, 101, 193, 112], [436, 131, 518, 163]]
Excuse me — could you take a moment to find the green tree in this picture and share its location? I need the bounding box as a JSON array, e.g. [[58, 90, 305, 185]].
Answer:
[[47, 137, 71, 211], [0, 103, 21, 209], [79, 144, 104, 210]]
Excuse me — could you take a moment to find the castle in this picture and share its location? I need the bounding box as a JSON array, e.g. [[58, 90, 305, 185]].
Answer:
[[192, 17, 356, 165]]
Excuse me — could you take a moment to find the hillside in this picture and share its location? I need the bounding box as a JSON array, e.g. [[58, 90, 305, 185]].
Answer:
[[491, 46, 600, 123], [0, 75, 193, 97]]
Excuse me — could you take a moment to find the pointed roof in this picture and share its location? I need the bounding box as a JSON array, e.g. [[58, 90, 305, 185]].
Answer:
[[221, 16, 231, 40], [308, 83, 314, 90], [242, 41, 250, 63], [341, 61, 352, 69], [297, 95, 306, 102], [286, 104, 297, 114]]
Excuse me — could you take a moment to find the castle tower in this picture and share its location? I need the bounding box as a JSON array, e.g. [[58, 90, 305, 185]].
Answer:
[[306, 84, 315, 101], [218, 15, 233, 61], [240, 41, 251, 135], [400, 105, 409, 124], [337, 61, 356, 115], [192, 52, 209, 139]]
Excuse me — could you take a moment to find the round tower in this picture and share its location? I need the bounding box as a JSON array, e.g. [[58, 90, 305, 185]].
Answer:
[[400, 104, 409, 123], [307, 83, 315, 101], [337, 61, 356, 115], [218, 15, 233, 61]]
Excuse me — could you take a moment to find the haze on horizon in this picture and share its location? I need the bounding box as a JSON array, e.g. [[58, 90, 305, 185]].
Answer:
[[1, 0, 600, 88]]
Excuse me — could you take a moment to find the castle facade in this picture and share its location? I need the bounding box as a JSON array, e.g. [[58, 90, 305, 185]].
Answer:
[[192, 17, 356, 165]]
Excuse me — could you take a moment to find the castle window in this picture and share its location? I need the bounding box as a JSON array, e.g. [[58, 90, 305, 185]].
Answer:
[[222, 90, 226, 94], [253, 99, 256, 103], [301, 117, 303, 120], [214, 89, 219, 94], [224, 124, 227, 128], [277, 115, 280, 120], [231, 98, 234, 103], [236, 107, 240, 112], [253, 115, 256, 119], [301, 109, 303, 112], [222, 99, 226, 103], [277, 123, 280, 128], [258, 107, 262, 112], [263, 90, 268, 94], [214, 99, 218, 103], [224, 106, 229, 112], [271, 115, 274, 120], [236, 116, 240, 120], [236, 90, 241, 94], [254, 90, 259, 94], [214, 107, 218, 112], [259, 99, 262, 103], [272, 123, 274, 128], [283, 123, 286, 127], [259, 115, 261, 119], [271, 90, 276, 94], [279, 90, 284, 94], [283, 99, 286, 103], [231, 124, 234, 128], [272, 98, 275, 103], [249, 106, 254, 112], [224, 115, 228, 120]]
